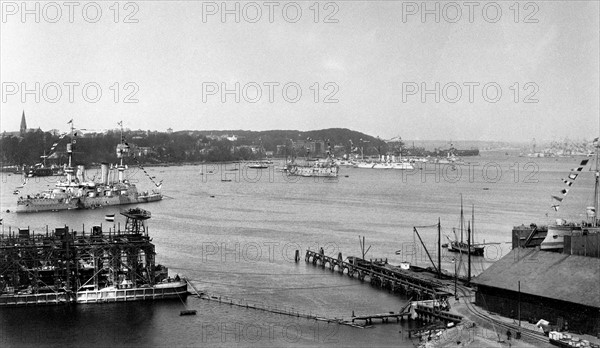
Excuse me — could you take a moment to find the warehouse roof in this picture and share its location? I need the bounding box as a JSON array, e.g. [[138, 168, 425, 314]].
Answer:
[[472, 248, 600, 308]]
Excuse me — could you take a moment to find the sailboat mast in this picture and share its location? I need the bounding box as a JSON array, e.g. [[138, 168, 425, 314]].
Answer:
[[594, 133, 600, 226], [460, 194, 464, 243], [438, 218, 441, 279], [472, 204, 475, 243], [467, 221, 471, 283]]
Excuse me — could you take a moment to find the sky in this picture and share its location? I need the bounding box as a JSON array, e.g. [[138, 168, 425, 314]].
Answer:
[[1, 1, 599, 142]]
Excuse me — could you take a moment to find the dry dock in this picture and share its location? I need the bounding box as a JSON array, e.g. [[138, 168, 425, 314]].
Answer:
[[0, 208, 187, 306]]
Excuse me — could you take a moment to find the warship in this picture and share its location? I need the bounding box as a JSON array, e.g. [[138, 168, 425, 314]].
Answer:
[[16, 122, 162, 213]]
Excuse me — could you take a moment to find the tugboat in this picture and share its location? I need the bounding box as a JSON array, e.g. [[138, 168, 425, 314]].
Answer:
[[16, 121, 162, 213], [0, 208, 188, 306]]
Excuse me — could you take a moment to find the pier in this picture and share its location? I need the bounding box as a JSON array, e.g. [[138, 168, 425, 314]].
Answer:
[[304, 249, 452, 301], [304, 249, 463, 327]]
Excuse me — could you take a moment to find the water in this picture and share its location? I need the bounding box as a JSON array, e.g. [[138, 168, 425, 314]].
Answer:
[[0, 153, 595, 347]]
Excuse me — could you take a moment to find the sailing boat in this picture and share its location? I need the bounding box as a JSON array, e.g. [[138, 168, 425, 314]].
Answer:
[[446, 196, 485, 256], [539, 141, 600, 251]]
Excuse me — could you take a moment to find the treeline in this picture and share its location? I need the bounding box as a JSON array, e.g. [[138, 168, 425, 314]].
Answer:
[[0, 128, 393, 166]]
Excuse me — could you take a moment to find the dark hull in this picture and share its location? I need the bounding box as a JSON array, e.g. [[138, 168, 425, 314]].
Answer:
[[448, 242, 484, 256], [16, 193, 162, 213]]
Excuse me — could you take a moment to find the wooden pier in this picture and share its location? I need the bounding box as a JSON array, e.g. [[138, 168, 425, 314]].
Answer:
[[304, 249, 452, 301], [304, 249, 463, 326]]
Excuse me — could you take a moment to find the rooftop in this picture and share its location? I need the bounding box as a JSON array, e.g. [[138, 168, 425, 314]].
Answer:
[[472, 248, 600, 308]]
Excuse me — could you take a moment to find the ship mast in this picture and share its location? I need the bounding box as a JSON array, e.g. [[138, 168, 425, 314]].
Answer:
[[65, 119, 75, 183], [595, 133, 599, 227], [460, 194, 464, 243], [116, 121, 129, 183]]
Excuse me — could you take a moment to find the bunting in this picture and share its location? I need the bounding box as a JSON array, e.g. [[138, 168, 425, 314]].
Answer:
[[551, 159, 591, 211], [562, 179, 573, 186], [130, 155, 163, 188]]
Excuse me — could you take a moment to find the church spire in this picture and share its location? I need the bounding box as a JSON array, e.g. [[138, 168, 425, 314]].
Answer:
[[20, 110, 27, 135]]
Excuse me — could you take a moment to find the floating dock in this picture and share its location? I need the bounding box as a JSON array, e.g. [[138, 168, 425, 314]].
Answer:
[[0, 208, 188, 306]]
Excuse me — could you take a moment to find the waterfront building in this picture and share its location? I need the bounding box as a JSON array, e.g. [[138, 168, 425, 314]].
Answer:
[[471, 248, 600, 335]]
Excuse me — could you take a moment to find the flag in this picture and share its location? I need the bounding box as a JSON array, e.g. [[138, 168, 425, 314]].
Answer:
[[118, 121, 123, 127], [561, 189, 569, 195], [67, 119, 73, 124], [562, 179, 573, 186], [552, 195, 563, 202], [551, 205, 560, 211], [580, 159, 589, 167], [593, 137, 599, 144], [569, 173, 579, 180]]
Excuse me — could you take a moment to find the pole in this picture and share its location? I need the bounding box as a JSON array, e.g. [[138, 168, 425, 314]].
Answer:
[[467, 221, 471, 284], [518, 280, 521, 328], [454, 258, 458, 300], [438, 218, 441, 279], [460, 194, 464, 243]]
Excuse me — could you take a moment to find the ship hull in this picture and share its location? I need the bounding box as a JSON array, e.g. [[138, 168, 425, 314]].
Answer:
[[287, 165, 339, 177], [447, 242, 484, 256], [16, 194, 162, 213], [0, 282, 188, 307]]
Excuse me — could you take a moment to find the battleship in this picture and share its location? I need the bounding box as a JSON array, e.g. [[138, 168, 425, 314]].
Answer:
[[286, 141, 339, 177], [16, 122, 162, 213], [0, 208, 188, 306], [286, 158, 339, 177]]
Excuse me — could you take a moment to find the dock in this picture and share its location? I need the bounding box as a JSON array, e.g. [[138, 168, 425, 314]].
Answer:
[[304, 249, 452, 300], [0, 209, 188, 306], [304, 249, 462, 326]]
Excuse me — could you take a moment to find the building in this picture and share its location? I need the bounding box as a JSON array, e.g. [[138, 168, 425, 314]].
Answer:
[[1, 111, 38, 138], [471, 248, 600, 335], [20, 110, 27, 135]]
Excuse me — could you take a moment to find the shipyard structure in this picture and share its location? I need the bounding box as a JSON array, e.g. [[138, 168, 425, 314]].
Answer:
[[0, 208, 188, 306]]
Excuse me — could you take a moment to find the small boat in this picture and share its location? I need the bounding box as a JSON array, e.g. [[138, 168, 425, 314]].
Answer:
[[105, 214, 115, 222], [248, 162, 269, 169], [221, 179, 232, 182], [180, 309, 197, 316]]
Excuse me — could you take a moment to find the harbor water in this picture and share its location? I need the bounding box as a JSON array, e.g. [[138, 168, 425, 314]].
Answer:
[[0, 153, 595, 347]]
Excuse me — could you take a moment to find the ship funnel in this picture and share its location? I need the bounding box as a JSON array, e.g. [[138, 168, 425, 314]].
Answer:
[[101, 163, 109, 185], [76, 165, 85, 182]]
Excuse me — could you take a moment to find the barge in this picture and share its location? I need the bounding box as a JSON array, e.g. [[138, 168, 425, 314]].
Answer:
[[0, 208, 188, 306]]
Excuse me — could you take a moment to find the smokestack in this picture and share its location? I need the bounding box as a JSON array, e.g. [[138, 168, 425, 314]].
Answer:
[[101, 163, 109, 185], [76, 165, 85, 182]]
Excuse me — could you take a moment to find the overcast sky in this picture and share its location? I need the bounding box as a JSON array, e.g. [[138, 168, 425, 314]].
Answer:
[[1, 1, 598, 142]]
